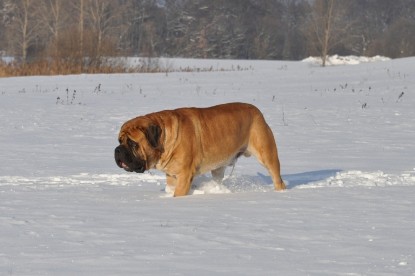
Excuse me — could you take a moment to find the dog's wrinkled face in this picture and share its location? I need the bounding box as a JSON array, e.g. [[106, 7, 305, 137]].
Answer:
[[114, 135, 146, 173], [114, 120, 162, 173]]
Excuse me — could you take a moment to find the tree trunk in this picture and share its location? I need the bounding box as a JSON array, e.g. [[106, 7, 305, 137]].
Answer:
[[321, 0, 334, 67], [79, 0, 84, 71], [21, 0, 29, 63]]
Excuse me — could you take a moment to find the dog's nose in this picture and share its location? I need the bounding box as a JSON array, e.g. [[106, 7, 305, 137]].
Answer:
[[114, 146, 123, 167], [115, 145, 125, 157]]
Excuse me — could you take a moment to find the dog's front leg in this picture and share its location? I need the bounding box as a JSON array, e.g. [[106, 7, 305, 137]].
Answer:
[[173, 172, 194, 197], [165, 174, 177, 194]]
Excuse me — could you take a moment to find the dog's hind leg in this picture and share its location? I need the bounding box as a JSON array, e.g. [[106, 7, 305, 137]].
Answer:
[[248, 117, 286, 191]]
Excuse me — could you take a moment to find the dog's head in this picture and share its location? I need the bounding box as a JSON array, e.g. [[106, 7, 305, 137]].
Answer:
[[114, 117, 162, 173]]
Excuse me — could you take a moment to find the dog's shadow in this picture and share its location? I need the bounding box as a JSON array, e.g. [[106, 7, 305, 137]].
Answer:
[[190, 169, 342, 194], [280, 169, 341, 189]]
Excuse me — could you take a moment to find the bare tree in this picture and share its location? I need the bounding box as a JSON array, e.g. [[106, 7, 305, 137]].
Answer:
[[79, 0, 84, 63], [86, 0, 129, 60], [382, 18, 415, 58], [42, 0, 69, 58], [321, 0, 333, 66], [305, 0, 355, 66], [0, 0, 5, 52], [3, 0, 415, 67], [127, 0, 167, 57], [5, 0, 45, 63]]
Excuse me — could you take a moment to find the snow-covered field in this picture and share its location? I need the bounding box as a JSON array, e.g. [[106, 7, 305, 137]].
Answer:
[[1, 57, 414, 275]]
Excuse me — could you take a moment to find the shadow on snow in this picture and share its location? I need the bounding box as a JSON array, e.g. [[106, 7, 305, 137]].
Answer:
[[191, 169, 342, 194]]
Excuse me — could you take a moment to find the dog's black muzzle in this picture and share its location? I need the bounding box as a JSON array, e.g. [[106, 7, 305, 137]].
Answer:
[[114, 145, 146, 173]]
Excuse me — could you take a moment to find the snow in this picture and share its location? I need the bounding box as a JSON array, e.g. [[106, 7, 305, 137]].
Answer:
[[302, 55, 391, 66], [0, 56, 14, 64], [1, 56, 415, 275]]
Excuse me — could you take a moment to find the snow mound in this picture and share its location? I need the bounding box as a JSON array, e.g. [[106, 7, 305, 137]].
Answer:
[[191, 180, 232, 195], [302, 55, 390, 66], [191, 174, 274, 195], [298, 170, 415, 189]]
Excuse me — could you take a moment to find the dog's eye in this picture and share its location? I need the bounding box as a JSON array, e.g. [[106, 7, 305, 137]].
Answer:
[[128, 138, 138, 149]]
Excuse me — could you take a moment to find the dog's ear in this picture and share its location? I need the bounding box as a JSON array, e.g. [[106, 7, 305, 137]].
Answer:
[[145, 124, 162, 148]]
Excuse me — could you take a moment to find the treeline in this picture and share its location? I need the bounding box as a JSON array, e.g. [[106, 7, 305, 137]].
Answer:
[[1, 0, 415, 71]]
